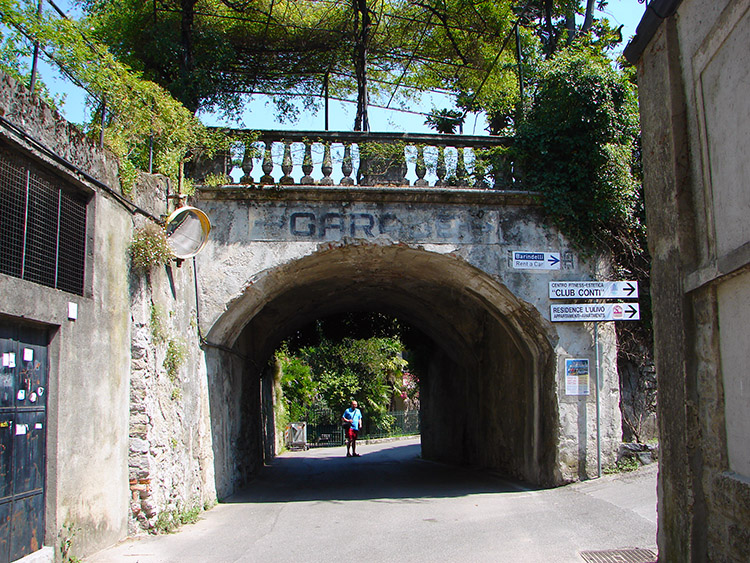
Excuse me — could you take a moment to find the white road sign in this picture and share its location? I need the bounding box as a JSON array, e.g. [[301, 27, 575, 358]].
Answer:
[[549, 280, 638, 299], [551, 303, 640, 322], [512, 251, 561, 270]]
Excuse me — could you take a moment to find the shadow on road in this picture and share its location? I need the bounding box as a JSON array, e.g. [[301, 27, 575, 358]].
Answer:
[[223, 440, 537, 505]]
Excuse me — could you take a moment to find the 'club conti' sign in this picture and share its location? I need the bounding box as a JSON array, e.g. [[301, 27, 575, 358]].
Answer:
[[549, 281, 638, 299]]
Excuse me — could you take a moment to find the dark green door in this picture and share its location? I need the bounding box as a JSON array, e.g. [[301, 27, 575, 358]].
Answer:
[[0, 322, 48, 563]]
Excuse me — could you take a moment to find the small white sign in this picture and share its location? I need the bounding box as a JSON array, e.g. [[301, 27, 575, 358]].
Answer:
[[15, 424, 27, 435], [549, 280, 638, 299], [68, 302, 78, 320], [23, 348, 33, 362], [6, 353, 15, 369], [551, 303, 640, 322], [512, 251, 561, 270]]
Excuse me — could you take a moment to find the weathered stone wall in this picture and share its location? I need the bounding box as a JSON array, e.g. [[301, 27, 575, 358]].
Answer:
[[631, 0, 750, 560], [126, 176, 217, 533], [0, 73, 131, 557]]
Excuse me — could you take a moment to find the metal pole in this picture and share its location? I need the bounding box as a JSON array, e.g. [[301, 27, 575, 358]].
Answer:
[[324, 73, 329, 131], [594, 320, 601, 478], [515, 23, 524, 107], [99, 98, 106, 148], [29, 0, 44, 94]]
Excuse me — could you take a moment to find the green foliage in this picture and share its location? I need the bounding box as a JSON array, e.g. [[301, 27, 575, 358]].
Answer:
[[130, 224, 174, 272], [203, 172, 230, 187], [359, 140, 406, 164], [424, 109, 464, 134], [152, 504, 200, 534], [58, 522, 82, 563], [150, 303, 167, 343], [603, 456, 640, 475], [164, 338, 187, 381], [276, 349, 316, 422], [0, 0, 229, 189], [276, 333, 410, 430], [512, 46, 641, 250], [117, 157, 139, 197], [79, 0, 353, 119], [298, 337, 407, 429], [0, 24, 64, 110]]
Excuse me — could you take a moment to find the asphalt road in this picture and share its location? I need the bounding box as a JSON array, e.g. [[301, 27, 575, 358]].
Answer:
[[87, 437, 657, 563]]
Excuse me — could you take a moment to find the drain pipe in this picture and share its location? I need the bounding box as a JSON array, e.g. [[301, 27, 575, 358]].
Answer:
[[594, 321, 601, 478]]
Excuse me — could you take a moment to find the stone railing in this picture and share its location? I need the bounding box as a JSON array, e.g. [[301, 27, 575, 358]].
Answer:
[[189, 130, 521, 190]]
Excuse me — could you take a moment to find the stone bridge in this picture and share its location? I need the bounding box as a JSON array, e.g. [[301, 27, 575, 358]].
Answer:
[[189, 130, 621, 494]]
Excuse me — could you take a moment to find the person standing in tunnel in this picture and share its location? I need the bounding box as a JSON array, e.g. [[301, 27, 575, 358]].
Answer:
[[342, 399, 363, 457]]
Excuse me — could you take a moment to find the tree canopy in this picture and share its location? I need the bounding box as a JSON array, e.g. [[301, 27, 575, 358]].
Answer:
[[76, 0, 625, 130]]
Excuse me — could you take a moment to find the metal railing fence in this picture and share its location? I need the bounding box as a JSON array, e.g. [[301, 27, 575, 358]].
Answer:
[[301, 406, 420, 448]]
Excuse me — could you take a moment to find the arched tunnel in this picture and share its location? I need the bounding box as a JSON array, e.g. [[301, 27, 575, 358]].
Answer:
[[202, 243, 560, 497]]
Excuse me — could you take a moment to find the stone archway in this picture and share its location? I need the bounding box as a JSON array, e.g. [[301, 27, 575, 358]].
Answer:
[[202, 242, 559, 497]]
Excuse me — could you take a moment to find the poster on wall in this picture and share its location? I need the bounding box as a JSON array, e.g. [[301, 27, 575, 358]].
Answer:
[[565, 358, 590, 396]]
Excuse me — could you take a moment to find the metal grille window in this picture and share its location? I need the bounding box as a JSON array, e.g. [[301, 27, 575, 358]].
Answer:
[[0, 146, 87, 295]]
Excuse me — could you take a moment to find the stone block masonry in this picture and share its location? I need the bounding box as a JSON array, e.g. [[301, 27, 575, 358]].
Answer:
[[126, 176, 217, 534]]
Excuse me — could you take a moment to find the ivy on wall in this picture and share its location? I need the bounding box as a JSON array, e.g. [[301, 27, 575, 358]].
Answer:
[[513, 46, 642, 251]]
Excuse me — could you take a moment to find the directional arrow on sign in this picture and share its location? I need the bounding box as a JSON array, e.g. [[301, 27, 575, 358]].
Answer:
[[512, 251, 562, 271], [548, 281, 639, 300], [551, 303, 641, 322]]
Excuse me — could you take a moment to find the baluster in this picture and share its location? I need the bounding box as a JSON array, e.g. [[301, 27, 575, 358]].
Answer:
[[435, 146, 446, 187], [456, 146, 468, 186], [259, 142, 275, 185], [280, 141, 294, 185], [320, 143, 334, 185], [240, 143, 254, 185], [414, 145, 428, 187], [340, 143, 354, 186], [300, 141, 315, 185]]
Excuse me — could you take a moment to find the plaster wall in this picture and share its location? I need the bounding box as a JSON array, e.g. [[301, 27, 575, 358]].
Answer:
[[633, 0, 750, 559], [194, 187, 623, 489], [0, 74, 131, 557]]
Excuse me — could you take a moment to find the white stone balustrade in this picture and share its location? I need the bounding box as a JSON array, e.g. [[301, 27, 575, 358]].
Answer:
[[188, 130, 520, 190]]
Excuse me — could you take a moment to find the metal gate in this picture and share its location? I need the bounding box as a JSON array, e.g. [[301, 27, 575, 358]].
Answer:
[[0, 322, 48, 563]]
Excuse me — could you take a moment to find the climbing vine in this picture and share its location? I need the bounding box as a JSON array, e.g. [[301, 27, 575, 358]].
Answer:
[[0, 0, 229, 190]]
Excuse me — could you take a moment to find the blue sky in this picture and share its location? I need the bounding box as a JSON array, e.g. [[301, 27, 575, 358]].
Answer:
[[32, 0, 648, 134]]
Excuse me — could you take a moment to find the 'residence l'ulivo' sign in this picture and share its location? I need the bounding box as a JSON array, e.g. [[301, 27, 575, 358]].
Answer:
[[247, 202, 508, 245]]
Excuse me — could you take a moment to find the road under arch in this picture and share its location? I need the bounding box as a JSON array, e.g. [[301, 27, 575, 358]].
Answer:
[[202, 242, 560, 498]]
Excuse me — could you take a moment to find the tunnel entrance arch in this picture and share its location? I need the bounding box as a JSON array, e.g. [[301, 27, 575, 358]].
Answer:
[[202, 242, 559, 497]]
